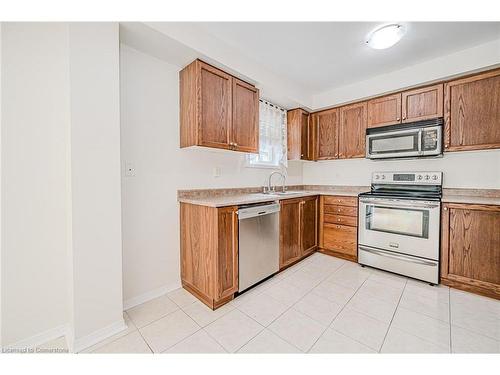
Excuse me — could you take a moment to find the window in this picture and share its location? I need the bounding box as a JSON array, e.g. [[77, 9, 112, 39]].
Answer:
[[246, 99, 287, 168]]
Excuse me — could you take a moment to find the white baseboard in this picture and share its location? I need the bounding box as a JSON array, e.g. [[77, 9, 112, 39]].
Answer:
[[4, 324, 68, 351], [71, 319, 127, 353], [123, 281, 181, 311]]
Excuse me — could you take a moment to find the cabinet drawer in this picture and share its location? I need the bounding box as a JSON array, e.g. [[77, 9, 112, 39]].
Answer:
[[324, 214, 357, 227], [323, 224, 357, 256], [324, 205, 357, 216], [323, 196, 358, 207]]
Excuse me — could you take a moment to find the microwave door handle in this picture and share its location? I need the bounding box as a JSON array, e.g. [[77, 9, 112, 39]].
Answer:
[[418, 129, 423, 155]]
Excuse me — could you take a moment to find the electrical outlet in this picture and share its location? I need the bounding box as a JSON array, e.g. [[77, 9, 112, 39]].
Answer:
[[125, 162, 136, 177]]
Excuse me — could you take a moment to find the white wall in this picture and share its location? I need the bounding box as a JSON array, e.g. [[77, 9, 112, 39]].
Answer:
[[312, 38, 500, 109], [305, 38, 500, 190], [120, 45, 302, 304], [67, 23, 124, 350], [1, 22, 124, 351], [1, 23, 70, 346], [303, 150, 500, 189]]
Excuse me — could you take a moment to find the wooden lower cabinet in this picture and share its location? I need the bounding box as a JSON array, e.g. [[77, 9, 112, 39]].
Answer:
[[180, 203, 238, 309], [441, 202, 500, 300], [280, 196, 319, 268], [319, 195, 358, 262]]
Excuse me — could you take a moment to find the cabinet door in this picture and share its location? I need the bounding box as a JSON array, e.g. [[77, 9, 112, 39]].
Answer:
[[367, 93, 402, 128], [198, 62, 232, 149], [232, 78, 259, 153], [300, 111, 311, 160], [339, 102, 367, 158], [444, 70, 500, 152], [441, 203, 500, 299], [287, 109, 302, 160], [280, 199, 302, 268], [313, 109, 339, 160], [301, 196, 318, 255], [216, 206, 239, 300], [402, 84, 443, 123]]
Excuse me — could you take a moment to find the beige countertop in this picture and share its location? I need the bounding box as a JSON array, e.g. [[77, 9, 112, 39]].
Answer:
[[178, 186, 365, 208], [441, 194, 500, 206], [178, 186, 500, 208]]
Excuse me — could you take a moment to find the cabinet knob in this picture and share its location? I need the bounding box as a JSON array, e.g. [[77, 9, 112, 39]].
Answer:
[[397, 117, 401, 121], [445, 144, 449, 148], [338, 219, 341, 222], [444, 207, 448, 211], [402, 116, 406, 120]]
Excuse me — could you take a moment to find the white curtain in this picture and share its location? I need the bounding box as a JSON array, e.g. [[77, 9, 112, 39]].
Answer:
[[247, 99, 287, 168]]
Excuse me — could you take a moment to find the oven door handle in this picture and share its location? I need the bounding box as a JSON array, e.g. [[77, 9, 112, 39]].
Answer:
[[359, 246, 438, 266], [417, 129, 423, 155], [359, 199, 440, 210]]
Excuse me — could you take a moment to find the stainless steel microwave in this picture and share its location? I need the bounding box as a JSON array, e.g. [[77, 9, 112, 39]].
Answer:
[[366, 118, 443, 160]]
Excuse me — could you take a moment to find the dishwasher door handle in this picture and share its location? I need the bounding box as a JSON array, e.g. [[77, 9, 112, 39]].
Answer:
[[238, 203, 280, 220]]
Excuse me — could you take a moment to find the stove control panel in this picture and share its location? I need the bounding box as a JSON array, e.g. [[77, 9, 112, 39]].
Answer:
[[372, 172, 442, 185]]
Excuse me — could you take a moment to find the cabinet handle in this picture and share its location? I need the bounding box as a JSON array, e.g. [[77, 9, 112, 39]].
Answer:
[[444, 207, 448, 211], [402, 116, 406, 120], [397, 117, 401, 121], [337, 219, 341, 222], [444, 144, 449, 148]]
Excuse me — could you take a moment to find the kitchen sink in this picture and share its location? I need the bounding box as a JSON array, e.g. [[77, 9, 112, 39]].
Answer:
[[271, 191, 302, 196]]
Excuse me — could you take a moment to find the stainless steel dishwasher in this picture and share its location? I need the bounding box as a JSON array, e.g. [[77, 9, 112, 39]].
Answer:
[[238, 202, 280, 292]]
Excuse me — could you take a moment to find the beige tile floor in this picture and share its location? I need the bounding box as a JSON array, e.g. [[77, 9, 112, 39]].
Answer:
[[48, 253, 500, 353]]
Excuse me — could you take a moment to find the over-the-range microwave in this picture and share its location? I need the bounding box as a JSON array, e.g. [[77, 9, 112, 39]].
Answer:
[[366, 118, 443, 160]]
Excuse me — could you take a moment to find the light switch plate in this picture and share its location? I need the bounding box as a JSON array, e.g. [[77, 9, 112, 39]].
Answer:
[[213, 166, 221, 178]]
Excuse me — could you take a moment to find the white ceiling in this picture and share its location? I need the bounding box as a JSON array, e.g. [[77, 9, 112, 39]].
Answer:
[[196, 22, 500, 93]]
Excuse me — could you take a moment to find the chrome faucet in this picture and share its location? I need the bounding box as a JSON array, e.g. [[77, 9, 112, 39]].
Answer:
[[267, 171, 286, 193]]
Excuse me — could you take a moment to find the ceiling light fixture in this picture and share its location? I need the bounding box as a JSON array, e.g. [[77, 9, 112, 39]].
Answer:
[[366, 24, 406, 50]]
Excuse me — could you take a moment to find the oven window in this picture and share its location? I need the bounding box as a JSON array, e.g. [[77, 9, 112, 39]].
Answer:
[[366, 205, 429, 238], [369, 132, 418, 154]]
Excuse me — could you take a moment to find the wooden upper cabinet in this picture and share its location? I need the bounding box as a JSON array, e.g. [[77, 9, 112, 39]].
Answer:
[[338, 102, 367, 158], [312, 108, 339, 160], [300, 111, 311, 160], [367, 93, 402, 128], [444, 69, 500, 152], [301, 196, 318, 255], [287, 109, 310, 160], [197, 61, 232, 148], [441, 203, 500, 299], [232, 78, 259, 153], [402, 84, 443, 123], [180, 59, 259, 153]]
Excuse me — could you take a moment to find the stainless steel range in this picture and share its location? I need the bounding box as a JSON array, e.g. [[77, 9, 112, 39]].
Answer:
[[358, 171, 442, 284]]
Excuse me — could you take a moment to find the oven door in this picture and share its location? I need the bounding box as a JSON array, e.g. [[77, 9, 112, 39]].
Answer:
[[358, 197, 440, 260]]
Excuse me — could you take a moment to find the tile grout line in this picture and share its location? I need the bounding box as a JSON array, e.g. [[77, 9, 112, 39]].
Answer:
[[306, 264, 374, 353], [235, 256, 347, 352], [378, 277, 408, 353], [448, 287, 452, 353], [85, 311, 139, 353]]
